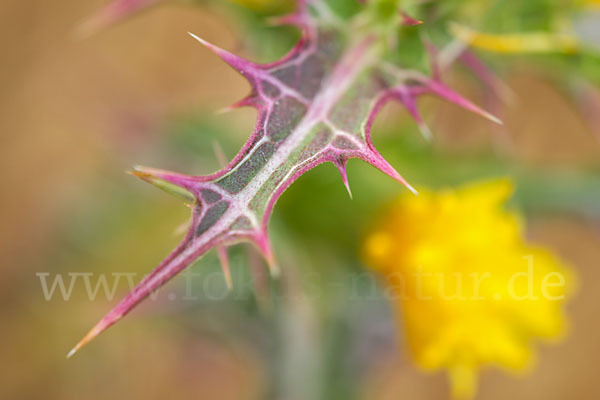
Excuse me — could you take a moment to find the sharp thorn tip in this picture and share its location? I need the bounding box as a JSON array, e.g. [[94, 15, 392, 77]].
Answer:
[[418, 122, 433, 141], [217, 246, 233, 290], [67, 321, 107, 359], [343, 179, 353, 199], [215, 106, 231, 115], [187, 32, 201, 41], [269, 263, 281, 278], [66, 348, 77, 359], [491, 115, 504, 125], [407, 184, 419, 196]]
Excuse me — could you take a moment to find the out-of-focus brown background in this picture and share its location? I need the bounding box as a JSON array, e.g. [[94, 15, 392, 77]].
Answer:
[[1, 1, 599, 399]]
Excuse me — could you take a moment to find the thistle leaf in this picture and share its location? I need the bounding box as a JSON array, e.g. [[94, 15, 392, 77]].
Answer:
[[69, 0, 500, 357]]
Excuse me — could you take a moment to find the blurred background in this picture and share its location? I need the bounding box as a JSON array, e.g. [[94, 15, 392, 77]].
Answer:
[[1, 0, 600, 399]]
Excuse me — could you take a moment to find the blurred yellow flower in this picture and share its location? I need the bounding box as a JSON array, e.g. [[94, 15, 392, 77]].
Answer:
[[363, 179, 575, 399], [450, 23, 580, 54], [583, 0, 600, 8]]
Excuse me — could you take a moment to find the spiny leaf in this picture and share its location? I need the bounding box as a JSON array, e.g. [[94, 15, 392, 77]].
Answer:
[[68, 0, 500, 357]]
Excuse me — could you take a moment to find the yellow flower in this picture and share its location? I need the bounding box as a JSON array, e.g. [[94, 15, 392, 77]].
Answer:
[[363, 179, 575, 400]]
